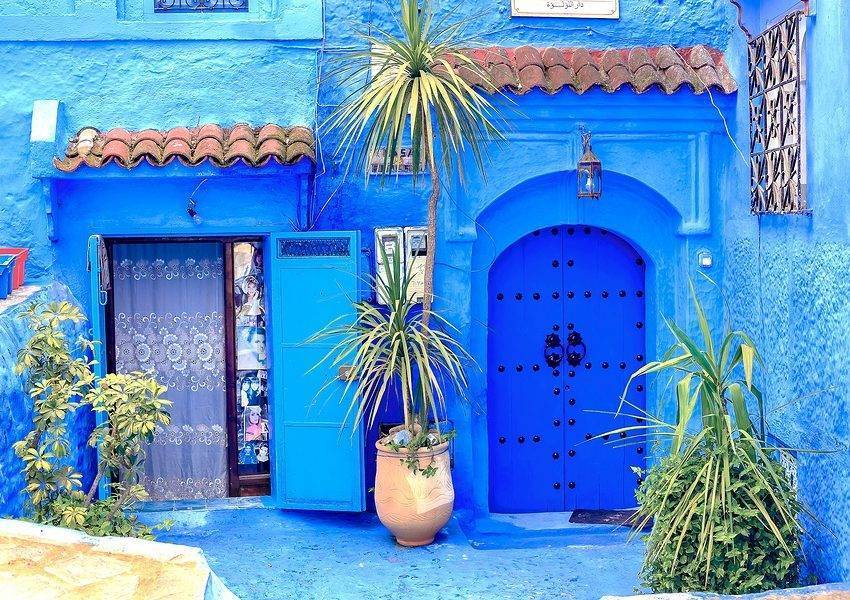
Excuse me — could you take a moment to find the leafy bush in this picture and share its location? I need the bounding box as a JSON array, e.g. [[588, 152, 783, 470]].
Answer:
[[13, 301, 93, 517], [13, 301, 172, 539], [637, 450, 799, 593], [606, 283, 804, 594]]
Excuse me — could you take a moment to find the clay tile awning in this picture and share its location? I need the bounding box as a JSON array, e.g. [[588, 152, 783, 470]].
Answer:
[[54, 123, 316, 172], [454, 45, 737, 96]]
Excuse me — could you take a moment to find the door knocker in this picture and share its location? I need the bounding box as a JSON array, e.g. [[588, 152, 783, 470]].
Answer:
[[544, 333, 565, 368], [565, 331, 587, 367]]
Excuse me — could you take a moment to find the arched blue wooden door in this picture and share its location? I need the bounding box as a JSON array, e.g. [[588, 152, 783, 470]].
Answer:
[[488, 226, 646, 513]]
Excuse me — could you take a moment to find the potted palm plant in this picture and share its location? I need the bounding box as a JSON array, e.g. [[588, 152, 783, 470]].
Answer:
[[311, 248, 470, 546], [316, 0, 503, 546]]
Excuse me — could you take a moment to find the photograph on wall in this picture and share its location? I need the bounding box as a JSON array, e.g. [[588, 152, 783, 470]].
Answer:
[[236, 370, 270, 473], [234, 242, 265, 327], [236, 317, 267, 370]]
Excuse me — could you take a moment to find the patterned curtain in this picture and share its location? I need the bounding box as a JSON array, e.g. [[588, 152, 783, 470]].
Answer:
[[112, 242, 228, 500]]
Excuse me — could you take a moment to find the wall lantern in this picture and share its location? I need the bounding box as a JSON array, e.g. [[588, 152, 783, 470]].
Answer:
[[186, 198, 202, 225], [577, 128, 602, 200]]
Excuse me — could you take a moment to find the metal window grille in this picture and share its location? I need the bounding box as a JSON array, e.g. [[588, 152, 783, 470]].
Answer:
[[154, 0, 248, 13], [277, 238, 351, 258], [749, 11, 808, 214]]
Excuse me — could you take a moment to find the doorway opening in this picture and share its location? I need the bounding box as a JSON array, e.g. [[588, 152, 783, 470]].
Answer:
[[105, 237, 271, 500], [487, 225, 647, 513]]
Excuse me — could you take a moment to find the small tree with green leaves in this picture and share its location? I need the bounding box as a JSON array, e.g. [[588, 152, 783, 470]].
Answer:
[[13, 301, 94, 520], [13, 301, 172, 539], [83, 373, 171, 524]]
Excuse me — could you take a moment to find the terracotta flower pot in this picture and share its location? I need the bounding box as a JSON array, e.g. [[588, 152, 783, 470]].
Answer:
[[374, 427, 454, 547]]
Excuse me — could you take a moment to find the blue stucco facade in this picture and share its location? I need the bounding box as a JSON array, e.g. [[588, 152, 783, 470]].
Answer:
[[1, 0, 848, 588], [728, 0, 850, 582], [315, 0, 746, 519]]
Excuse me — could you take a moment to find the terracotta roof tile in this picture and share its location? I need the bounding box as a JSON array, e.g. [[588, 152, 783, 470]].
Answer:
[[54, 123, 316, 172], [456, 44, 737, 96], [163, 138, 192, 162], [547, 64, 575, 94], [541, 47, 566, 69]]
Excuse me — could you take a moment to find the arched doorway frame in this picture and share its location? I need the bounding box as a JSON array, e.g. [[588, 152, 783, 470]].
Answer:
[[465, 169, 684, 515]]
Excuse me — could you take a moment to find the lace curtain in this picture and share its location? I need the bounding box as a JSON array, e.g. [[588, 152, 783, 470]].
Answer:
[[112, 242, 228, 501]]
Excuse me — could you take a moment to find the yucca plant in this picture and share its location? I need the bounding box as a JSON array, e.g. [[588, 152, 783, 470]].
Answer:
[[310, 246, 470, 449], [603, 282, 805, 593], [324, 0, 504, 325]]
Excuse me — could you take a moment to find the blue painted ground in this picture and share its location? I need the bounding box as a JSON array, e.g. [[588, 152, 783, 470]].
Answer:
[[140, 504, 645, 600]]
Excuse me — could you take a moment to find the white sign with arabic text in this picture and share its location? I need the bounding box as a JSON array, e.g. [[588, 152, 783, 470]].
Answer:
[[511, 0, 619, 19]]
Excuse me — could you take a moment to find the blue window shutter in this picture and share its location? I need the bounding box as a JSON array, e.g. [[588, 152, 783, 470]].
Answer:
[[269, 232, 365, 511], [87, 235, 110, 501]]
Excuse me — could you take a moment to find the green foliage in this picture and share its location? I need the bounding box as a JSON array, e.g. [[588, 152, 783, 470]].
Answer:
[[310, 246, 470, 470], [39, 492, 172, 540], [604, 282, 804, 594], [386, 429, 456, 477], [325, 0, 502, 183], [83, 372, 171, 532], [13, 301, 94, 518], [13, 301, 172, 539], [325, 0, 505, 323], [637, 450, 799, 593]]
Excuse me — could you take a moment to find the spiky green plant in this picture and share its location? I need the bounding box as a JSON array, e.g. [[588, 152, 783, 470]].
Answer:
[[324, 0, 504, 325], [602, 283, 805, 593], [309, 246, 470, 449]]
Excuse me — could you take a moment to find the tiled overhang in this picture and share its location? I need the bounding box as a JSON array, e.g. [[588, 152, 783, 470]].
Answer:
[[452, 45, 737, 95], [53, 123, 316, 172]]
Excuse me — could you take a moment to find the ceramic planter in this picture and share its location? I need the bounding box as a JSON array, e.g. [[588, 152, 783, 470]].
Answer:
[[374, 427, 454, 547]]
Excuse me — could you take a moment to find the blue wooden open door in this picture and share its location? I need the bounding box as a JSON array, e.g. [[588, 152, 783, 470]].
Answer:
[[269, 231, 365, 511], [86, 234, 110, 500]]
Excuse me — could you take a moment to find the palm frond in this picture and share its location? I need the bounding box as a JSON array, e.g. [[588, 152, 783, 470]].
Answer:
[[308, 241, 470, 433], [323, 0, 506, 185]]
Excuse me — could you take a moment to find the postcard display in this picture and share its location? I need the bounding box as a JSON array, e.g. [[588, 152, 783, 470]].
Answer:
[[233, 242, 271, 476]]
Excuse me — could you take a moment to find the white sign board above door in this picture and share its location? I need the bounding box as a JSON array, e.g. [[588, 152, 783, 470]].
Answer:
[[511, 0, 619, 19]]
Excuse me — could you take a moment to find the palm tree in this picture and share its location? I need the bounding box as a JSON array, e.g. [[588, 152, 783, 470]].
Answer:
[[324, 0, 503, 326]]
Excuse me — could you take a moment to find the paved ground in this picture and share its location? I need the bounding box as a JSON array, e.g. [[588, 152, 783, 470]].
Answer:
[[140, 505, 645, 600], [0, 518, 231, 600]]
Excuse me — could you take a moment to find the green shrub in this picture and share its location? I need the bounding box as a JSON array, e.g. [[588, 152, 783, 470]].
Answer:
[[13, 301, 172, 539], [604, 283, 804, 594], [638, 450, 799, 594]]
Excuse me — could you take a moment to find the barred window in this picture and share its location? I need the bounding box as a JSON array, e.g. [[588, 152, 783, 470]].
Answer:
[[154, 0, 248, 13], [749, 11, 807, 214]]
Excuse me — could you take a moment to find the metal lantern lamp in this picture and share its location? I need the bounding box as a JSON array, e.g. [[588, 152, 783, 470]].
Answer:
[[577, 129, 602, 200]]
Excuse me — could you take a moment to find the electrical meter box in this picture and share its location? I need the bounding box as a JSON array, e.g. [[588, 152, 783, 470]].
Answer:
[[374, 227, 403, 305], [403, 227, 427, 303]]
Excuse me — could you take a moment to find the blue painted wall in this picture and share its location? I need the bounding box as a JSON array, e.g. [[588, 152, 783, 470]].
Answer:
[[0, 0, 321, 517], [3, 0, 745, 507], [51, 165, 309, 313], [0, 285, 95, 516], [726, 1, 850, 582], [0, 0, 321, 283]]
